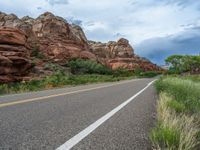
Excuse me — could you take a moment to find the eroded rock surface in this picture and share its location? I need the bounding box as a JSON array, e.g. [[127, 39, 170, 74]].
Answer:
[[0, 27, 32, 83], [0, 12, 96, 63], [89, 38, 160, 71], [0, 11, 161, 83]]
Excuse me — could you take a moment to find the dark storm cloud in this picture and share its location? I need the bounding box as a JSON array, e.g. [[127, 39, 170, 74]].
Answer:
[[135, 27, 200, 65]]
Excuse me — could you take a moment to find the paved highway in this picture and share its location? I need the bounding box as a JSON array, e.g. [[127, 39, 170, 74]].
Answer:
[[0, 78, 157, 150]]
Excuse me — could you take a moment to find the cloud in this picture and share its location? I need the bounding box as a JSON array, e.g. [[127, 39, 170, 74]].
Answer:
[[0, 0, 200, 64], [46, 0, 69, 6], [114, 33, 126, 38], [66, 17, 83, 26], [162, 0, 199, 8], [135, 26, 200, 65], [37, 7, 42, 10], [85, 27, 115, 42]]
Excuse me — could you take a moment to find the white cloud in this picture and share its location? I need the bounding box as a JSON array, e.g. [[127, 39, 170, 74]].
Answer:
[[0, 0, 200, 63], [46, 0, 69, 6]]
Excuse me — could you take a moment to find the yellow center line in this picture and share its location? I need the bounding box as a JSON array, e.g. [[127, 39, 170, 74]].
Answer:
[[0, 79, 141, 108]]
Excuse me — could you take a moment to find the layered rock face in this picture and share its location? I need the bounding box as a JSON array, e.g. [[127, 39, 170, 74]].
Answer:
[[0, 12, 96, 63], [89, 38, 160, 71], [0, 27, 32, 83], [0, 11, 161, 83]]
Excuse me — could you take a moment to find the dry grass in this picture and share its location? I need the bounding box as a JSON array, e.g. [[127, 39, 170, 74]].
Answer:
[[150, 93, 199, 150]]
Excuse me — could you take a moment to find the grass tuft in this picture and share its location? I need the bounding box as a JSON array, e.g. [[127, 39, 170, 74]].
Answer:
[[150, 93, 199, 150]]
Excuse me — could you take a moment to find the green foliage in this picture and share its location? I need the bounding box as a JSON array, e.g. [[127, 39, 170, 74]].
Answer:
[[0, 59, 159, 95], [44, 63, 66, 72], [138, 71, 160, 78], [44, 71, 69, 87], [165, 55, 200, 74], [167, 100, 186, 113], [113, 68, 134, 77], [155, 77, 200, 113], [31, 47, 45, 59], [69, 59, 113, 75], [69, 59, 159, 78], [150, 91, 200, 150], [165, 55, 185, 73], [0, 73, 134, 95], [181, 75, 200, 82], [134, 67, 144, 76], [134, 67, 160, 78], [150, 124, 180, 150], [151, 76, 200, 149]]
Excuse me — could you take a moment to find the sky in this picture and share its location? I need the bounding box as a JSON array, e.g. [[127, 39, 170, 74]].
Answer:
[[0, 0, 200, 64]]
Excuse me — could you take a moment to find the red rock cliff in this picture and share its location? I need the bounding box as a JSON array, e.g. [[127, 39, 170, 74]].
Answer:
[[0, 27, 32, 83], [0, 11, 161, 83], [89, 38, 160, 71]]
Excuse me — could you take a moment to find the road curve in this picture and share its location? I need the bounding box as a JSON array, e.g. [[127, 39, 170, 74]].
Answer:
[[0, 78, 157, 150]]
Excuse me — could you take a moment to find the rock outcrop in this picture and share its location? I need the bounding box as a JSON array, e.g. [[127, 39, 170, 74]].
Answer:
[[0, 27, 32, 83], [89, 38, 160, 71], [0, 11, 161, 83], [0, 12, 96, 63]]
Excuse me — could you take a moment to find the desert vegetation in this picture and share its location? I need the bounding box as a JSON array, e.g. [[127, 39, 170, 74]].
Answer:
[[165, 55, 200, 74], [0, 59, 160, 95], [150, 72, 200, 149]]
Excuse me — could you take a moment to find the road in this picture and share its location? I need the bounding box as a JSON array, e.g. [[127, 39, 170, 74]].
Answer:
[[0, 78, 157, 150]]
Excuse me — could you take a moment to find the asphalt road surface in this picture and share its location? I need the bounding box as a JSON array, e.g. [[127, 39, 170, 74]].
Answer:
[[0, 78, 157, 150]]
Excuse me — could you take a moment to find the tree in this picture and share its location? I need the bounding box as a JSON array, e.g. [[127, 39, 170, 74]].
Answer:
[[165, 55, 200, 74], [165, 55, 185, 73]]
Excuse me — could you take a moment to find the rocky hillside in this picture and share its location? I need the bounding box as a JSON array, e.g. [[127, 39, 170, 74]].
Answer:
[[0, 11, 161, 83], [89, 38, 159, 71], [0, 27, 32, 83]]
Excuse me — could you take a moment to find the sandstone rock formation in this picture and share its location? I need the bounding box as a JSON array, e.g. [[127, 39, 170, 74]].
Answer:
[[89, 38, 160, 71], [0, 11, 161, 83], [0, 27, 32, 83], [0, 12, 96, 63]]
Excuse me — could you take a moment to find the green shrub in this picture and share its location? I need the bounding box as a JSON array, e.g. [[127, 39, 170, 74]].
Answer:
[[139, 71, 160, 78], [113, 68, 134, 77], [0, 72, 135, 95], [134, 67, 143, 76], [166, 68, 181, 75], [0, 84, 9, 95], [44, 63, 65, 72], [31, 47, 45, 59], [134, 67, 160, 78], [43, 71, 69, 87], [69, 59, 113, 75]]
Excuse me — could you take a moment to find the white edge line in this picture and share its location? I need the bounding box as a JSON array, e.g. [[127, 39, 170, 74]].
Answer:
[[56, 79, 156, 150]]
